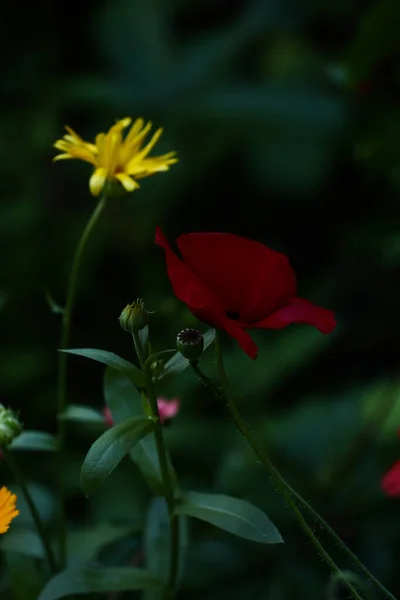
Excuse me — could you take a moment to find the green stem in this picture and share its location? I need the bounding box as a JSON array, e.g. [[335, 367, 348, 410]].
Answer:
[[213, 331, 366, 600], [56, 194, 108, 567], [191, 360, 397, 600], [3, 447, 57, 575], [137, 334, 179, 599]]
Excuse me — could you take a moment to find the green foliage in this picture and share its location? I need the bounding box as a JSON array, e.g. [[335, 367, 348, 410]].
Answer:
[[175, 492, 283, 545], [2, 0, 400, 597], [8, 431, 58, 452], [61, 348, 145, 387], [37, 566, 161, 600], [81, 416, 154, 496]]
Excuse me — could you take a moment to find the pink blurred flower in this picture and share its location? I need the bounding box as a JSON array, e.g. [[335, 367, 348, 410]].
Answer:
[[103, 397, 180, 427], [103, 406, 114, 428], [157, 397, 180, 424]]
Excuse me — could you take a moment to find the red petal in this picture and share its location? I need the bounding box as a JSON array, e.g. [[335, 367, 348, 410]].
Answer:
[[222, 318, 259, 360], [155, 227, 225, 324], [254, 297, 336, 334], [382, 460, 400, 497], [156, 227, 258, 358], [176, 233, 297, 323]]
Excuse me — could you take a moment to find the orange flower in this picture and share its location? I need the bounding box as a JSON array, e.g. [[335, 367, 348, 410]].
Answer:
[[0, 487, 19, 534]]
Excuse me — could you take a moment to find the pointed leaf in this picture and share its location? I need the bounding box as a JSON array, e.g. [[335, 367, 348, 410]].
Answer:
[[174, 492, 283, 544], [61, 348, 145, 387], [104, 367, 174, 494], [160, 329, 215, 379], [9, 431, 58, 452], [37, 566, 161, 600], [81, 416, 153, 496]]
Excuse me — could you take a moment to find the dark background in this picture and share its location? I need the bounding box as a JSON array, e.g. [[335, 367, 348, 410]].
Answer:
[[1, 0, 400, 598]]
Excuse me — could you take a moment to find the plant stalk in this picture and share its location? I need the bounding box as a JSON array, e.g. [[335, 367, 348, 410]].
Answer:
[[56, 194, 108, 567]]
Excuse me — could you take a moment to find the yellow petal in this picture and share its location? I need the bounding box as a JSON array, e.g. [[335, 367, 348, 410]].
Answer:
[[52, 153, 75, 162], [135, 128, 163, 160], [124, 118, 145, 145], [115, 172, 140, 192], [109, 117, 132, 134], [89, 167, 108, 196]]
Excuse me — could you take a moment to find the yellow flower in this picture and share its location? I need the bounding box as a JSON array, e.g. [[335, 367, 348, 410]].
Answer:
[[53, 117, 178, 197], [0, 486, 19, 534]]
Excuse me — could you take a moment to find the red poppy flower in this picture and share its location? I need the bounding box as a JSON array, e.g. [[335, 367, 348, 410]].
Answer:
[[155, 227, 336, 359]]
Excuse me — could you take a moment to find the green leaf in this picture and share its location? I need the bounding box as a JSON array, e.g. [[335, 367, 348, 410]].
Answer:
[[104, 367, 174, 494], [61, 348, 145, 387], [104, 366, 143, 421], [130, 434, 177, 495], [81, 416, 153, 496], [174, 492, 283, 544], [59, 404, 105, 425], [68, 523, 138, 564], [144, 498, 189, 600], [160, 329, 215, 379], [37, 566, 162, 600], [9, 431, 57, 452], [145, 497, 170, 584], [0, 528, 45, 559]]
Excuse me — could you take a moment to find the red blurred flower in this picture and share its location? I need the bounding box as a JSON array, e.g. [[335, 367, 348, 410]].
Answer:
[[382, 460, 400, 497], [103, 397, 180, 427], [155, 227, 336, 359], [382, 429, 400, 497]]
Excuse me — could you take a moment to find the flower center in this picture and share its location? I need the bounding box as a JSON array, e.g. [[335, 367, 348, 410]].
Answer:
[[226, 310, 240, 320]]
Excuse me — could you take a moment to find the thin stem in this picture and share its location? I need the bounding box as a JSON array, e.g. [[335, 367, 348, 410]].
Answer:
[[56, 194, 108, 567], [137, 333, 179, 599], [213, 331, 365, 600], [191, 360, 397, 600], [3, 447, 57, 575]]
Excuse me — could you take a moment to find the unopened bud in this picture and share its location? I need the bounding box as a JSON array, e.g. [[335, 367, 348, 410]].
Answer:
[[0, 405, 22, 446], [119, 299, 149, 334], [176, 328, 204, 362]]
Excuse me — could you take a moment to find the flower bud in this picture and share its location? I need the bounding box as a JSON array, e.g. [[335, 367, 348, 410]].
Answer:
[[176, 328, 204, 362], [0, 405, 22, 447], [119, 299, 149, 334]]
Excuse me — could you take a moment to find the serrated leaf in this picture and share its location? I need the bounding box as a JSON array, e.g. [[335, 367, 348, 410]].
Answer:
[[37, 565, 162, 600], [174, 492, 282, 544], [9, 431, 57, 452], [160, 329, 215, 379], [59, 404, 105, 425], [81, 417, 153, 496], [61, 348, 145, 387]]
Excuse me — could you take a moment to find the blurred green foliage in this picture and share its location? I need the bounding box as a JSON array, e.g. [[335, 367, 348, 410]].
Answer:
[[2, 0, 400, 597]]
